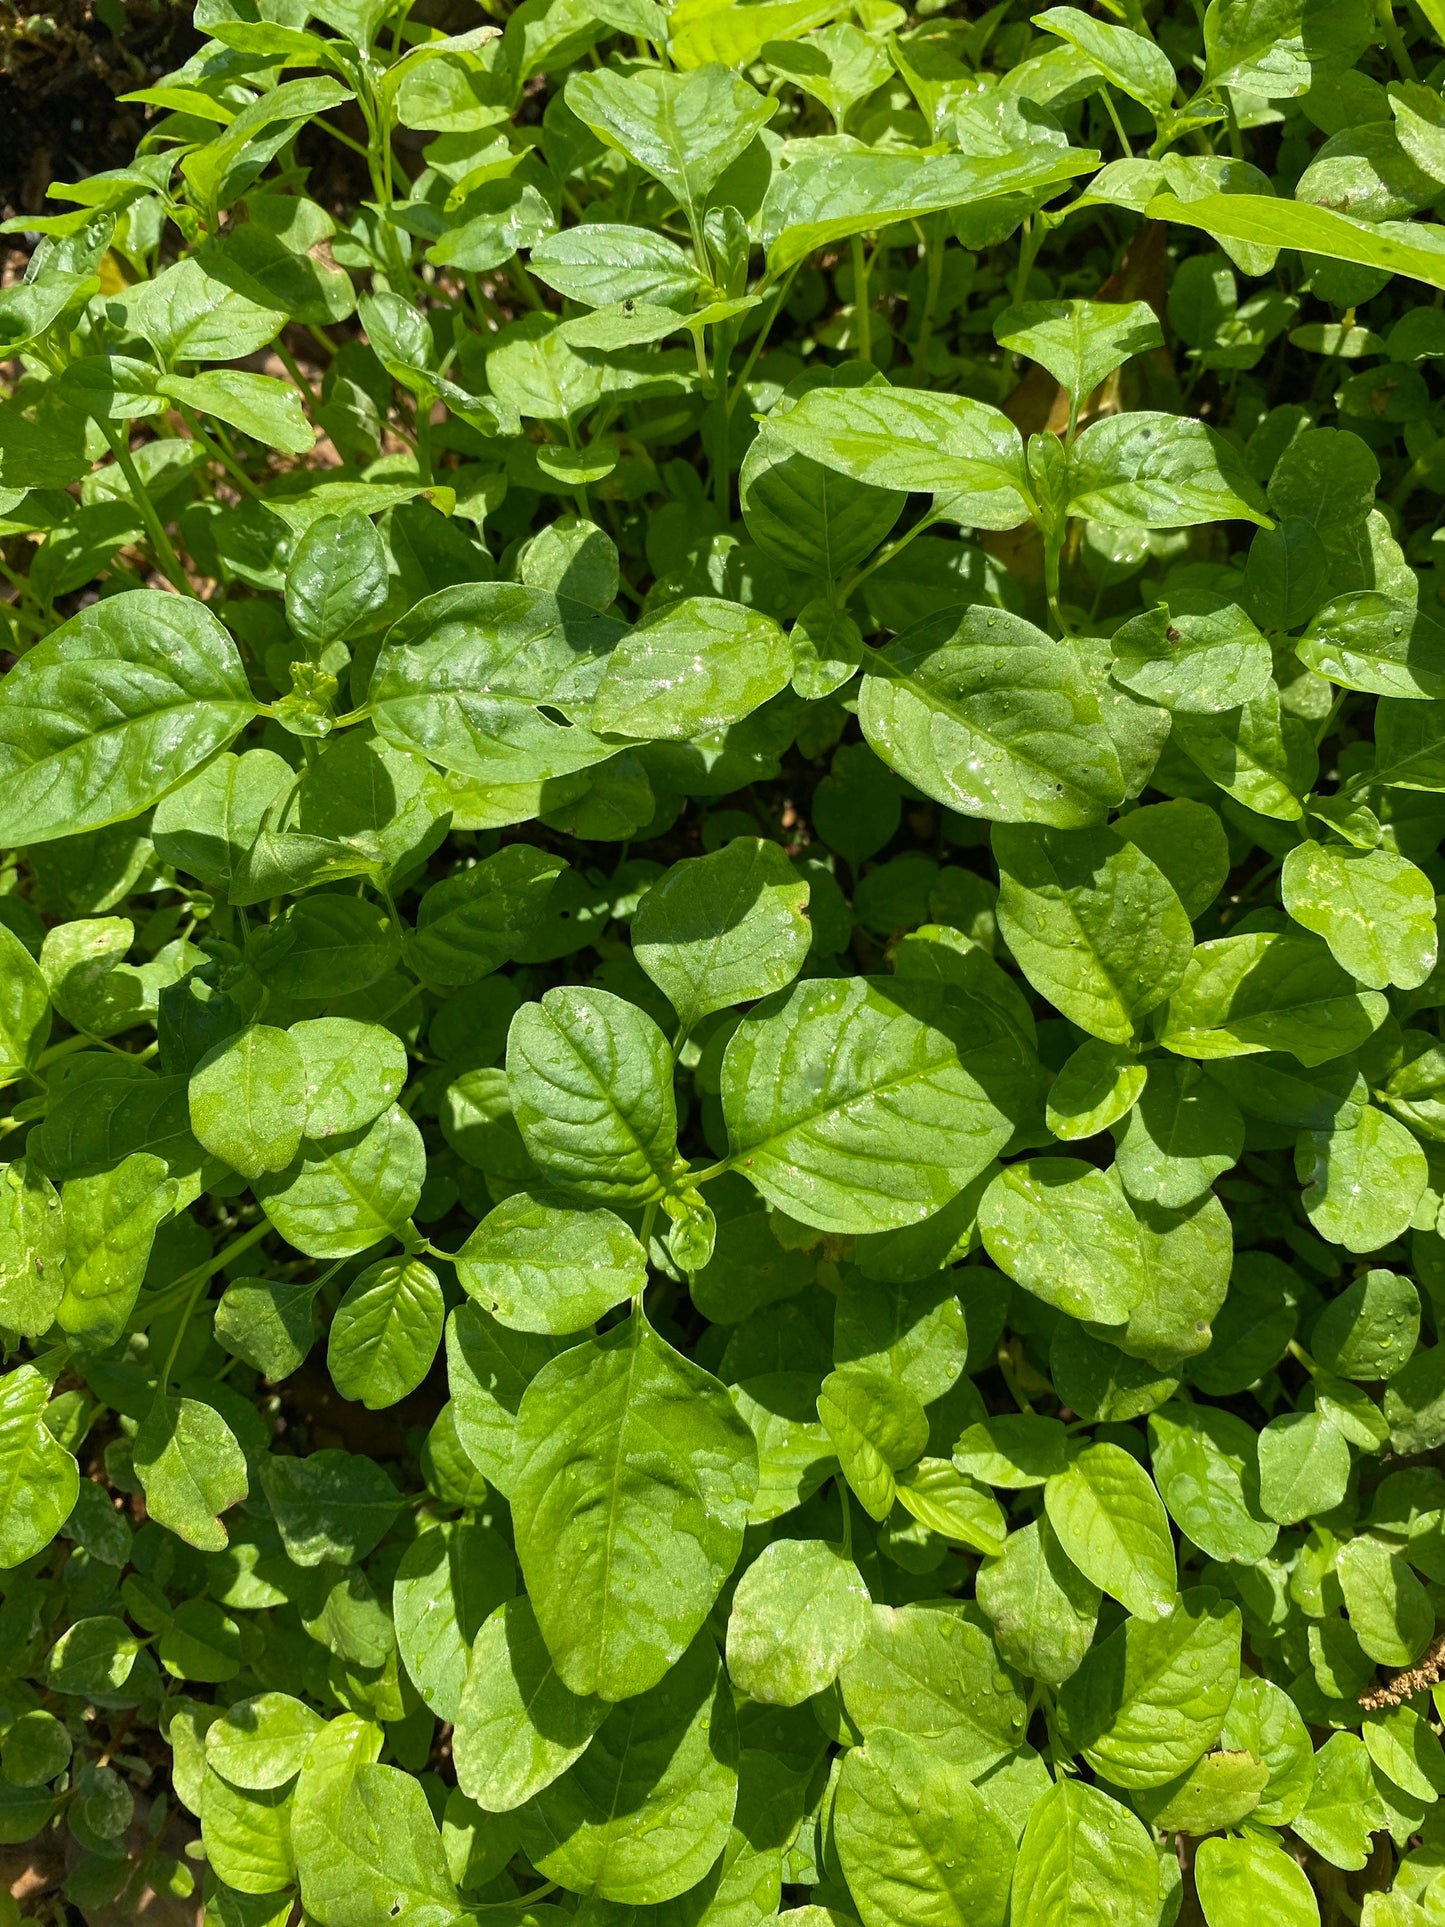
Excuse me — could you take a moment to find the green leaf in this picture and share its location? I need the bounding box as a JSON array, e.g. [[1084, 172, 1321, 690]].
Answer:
[[1257, 1409, 1351, 1524], [1171, 683, 1318, 821], [0, 591, 257, 844], [1194, 1834, 1321, 1927], [284, 511, 388, 646], [188, 1024, 307, 1180], [996, 293, 1164, 396], [1148, 1400, 1277, 1563], [1219, 1675, 1315, 1824], [1297, 1106, 1428, 1253], [291, 1017, 409, 1139], [894, 1459, 1008, 1554], [632, 838, 812, 1033], [834, 1727, 1016, 1927], [0, 1158, 65, 1338], [56, 1151, 174, 1350], [725, 1537, 870, 1705], [0, 1365, 78, 1568], [259, 1448, 401, 1568], [817, 1368, 929, 1521], [453, 1594, 605, 1813], [1065, 413, 1270, 528], [763, 385, 1030, 522], [199, 1768, 296, 1895], [591, 597, 792, 741], [446, 1303, 561, 1496], [1159, 931, 1388, 1065], [1338, 1537, 1434, 1665], [206, 1693, 324, 1792], [1363, 1704, 1445, 1803], [760, 143, 1098, 273], [411, 845, 566, 987], [515, 1632, 737, 1903], [150, 747, 293, 894], [1010, 1779, 1159, 1927], [393, 1520, 514, 1725], [565, 65, 775, 230], [327, 1258, 444, 1409], [721, 975, 1028, 1234], [1113, 1056, 1242, 1208], [1111, 602, 1273, 714], [1113, 797, 1231, 920], [1035, 10, 1177, 113], [1150, 189, 1445, 295], [1059, 1586, 1241, 1788], [510, 1311, 758, 1699], [456, 1191, 646, 1335], [1044, 1441, 1177, 1620], [367, 583, 623, 788], [995, 822, 1193, 1043], [1135, 1750, 1267, 1834], [1282, 841, 1438, 991], [254, 1105, 425, 1259], [978, 1159, 1145, 1324], [1298, 591, 1445, 700], [135, 1394, 248, 1552], [293, 1759, 459, 1927], [741, 373, 905, 581], [0, 925, 49, 1085], [859, 607, 1124, 827], [1313, 1269, 1420, 1380], [976, 1516, 1101, 1687], [160, 369, 312, 455], [838, 1601, 1029, 1771], [1046, 1039, 1149, 1140], [1292, 1731, 1377, 1870], [507, 986, 680, 1205]]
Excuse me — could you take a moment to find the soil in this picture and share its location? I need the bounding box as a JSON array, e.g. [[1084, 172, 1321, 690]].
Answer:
[[0, 0, 201, 221]]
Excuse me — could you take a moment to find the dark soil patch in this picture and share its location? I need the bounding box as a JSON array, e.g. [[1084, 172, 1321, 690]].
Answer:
[[0, 0, 200, 220]]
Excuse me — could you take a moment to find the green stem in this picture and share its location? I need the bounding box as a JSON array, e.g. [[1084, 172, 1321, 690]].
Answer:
[[177, 409, 262, 501], [850, 235, 873, 363], [842, 506, 944, 601], [127, 1221, 270, 1343], [273, 337, 318, 406], [1377, 0, 1418, 78], [1100, 86, 1134, 159], [727, 267, 798, 413], [837, 1477, 853, 1559], [98, 422, 198, 598], [1044, 523, 1067, 634], [911, 218, 946, 376]]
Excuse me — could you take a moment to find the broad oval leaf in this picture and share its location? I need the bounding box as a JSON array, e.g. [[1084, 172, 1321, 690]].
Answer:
[[859, 606, 1125, 827], [510, 1312, 759, 1700], [721, 975, 1030, 1235], [0, 592, 257, 844]]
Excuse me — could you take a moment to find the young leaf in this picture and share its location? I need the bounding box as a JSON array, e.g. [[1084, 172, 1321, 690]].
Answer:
[[327, 1258, 444, 1409]]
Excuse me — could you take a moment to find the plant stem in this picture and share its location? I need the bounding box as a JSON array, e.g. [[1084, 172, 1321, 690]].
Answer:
[[850, 236, 872, 363], [98, 422, 198, 598]]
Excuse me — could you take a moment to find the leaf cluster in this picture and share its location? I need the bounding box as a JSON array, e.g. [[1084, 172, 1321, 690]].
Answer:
[[11, 0, 1445, 1921]]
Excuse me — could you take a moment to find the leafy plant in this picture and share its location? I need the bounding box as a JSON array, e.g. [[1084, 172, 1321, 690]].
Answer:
[[9, 0, 1445, 1920]]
